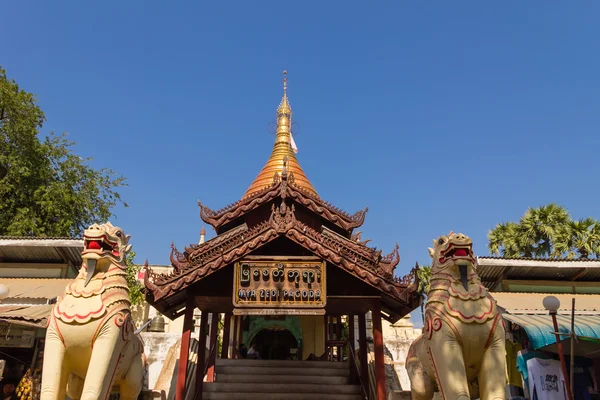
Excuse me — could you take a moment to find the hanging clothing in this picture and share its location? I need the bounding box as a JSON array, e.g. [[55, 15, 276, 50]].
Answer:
[[517, 350, 552, 399], [506, 339, 524, 388], [526, 358, 567, 400]]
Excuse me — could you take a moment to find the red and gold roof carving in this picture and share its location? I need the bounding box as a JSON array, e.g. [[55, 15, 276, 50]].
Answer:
[[199, 170, 368, 232], [145, 199, 415, 306]]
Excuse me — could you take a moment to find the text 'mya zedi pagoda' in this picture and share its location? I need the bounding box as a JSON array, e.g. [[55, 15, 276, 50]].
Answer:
[[144, 72, 421, 400]]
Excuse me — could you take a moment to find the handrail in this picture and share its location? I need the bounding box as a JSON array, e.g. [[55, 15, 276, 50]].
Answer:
[[348, 343, 369, 400], [194, 342, 218, 400], [135, 318, 153, 334], [203, 341, 218, 378]]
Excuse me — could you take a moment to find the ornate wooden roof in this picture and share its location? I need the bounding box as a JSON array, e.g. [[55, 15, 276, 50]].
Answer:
[[146, 197, 417, 308], [145, 73, 420, 320], [199, 168, 368, 233]]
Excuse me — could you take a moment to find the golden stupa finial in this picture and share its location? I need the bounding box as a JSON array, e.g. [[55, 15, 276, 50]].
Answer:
[[277, 70, 292, 117], [243, 71, 317, 198]]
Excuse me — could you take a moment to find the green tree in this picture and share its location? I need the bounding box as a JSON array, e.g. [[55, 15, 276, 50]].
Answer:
[[554, 218, 600, 259], [520, 204, 570, 257], [0, 66, 126, 237], [488, 221, 521, 257], [488, 204, 600, 259], [416, 264, 431, 323], [125, 251, 144, 306]]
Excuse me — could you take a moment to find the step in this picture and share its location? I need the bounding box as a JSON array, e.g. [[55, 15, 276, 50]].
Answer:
[[217, 373, 350, 385], [203, 383, 362, 395], [217, 365, 350, 377], [216, 359, 349, 369], [202, 392, 365, 400]]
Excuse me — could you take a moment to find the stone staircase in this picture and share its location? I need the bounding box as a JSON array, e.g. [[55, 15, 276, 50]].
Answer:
[[202, 359, 365, 400]]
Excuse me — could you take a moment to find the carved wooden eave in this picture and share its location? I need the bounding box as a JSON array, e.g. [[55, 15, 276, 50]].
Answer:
[[146, 201, 416, 309], [379, 243, 401, 277], [169, 224, 251, 272], [197, 172, 368, 233]]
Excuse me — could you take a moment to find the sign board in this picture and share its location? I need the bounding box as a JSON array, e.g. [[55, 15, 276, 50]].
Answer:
[[233, 259, 326, 310], [233, 308, 326, 316], [0, 323, 36, 348]]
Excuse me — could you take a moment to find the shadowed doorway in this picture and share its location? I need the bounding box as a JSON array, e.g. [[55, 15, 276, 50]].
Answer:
[[252, 327, 299, 360]]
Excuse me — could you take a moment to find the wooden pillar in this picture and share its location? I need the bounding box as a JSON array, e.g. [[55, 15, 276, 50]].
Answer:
[[348, 314, 355, 351], [372, 302, 386, 400], [221, 312, 232, 359], [358, 313, 369, 397], [207, 313, 219, 382], [323, 315, 328, 357], [336, 315, 343, 361], [348, 314, 356, 382], [237, 316, 244, 347], [194, 310, 208, 400], [328, 315, 334, 339], [232, 315, 239, 357], [328, 316, 335, 360], [175, 295, 195, 400]]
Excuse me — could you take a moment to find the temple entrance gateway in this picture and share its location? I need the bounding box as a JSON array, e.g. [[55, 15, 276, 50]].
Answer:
[[144, 73, 421, 400], [252, 327, 298, 360], [244, 316, 301, 349]]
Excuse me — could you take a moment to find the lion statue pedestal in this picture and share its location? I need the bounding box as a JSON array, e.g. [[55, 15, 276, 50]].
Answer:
[[406, 232, 506, 400], [41, 223, 146, 400]]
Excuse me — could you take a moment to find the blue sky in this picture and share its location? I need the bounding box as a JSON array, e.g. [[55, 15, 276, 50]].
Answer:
[[2, 3, 599, 281]]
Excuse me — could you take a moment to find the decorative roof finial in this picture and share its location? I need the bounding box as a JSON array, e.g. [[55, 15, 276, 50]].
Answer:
[[277, 70, 292, 117], [243, 70, 317, 198]]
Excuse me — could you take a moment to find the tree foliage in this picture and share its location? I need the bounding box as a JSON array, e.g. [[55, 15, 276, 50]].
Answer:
[[0, 66, 127, 237], [416, 264, 432, 294], [488, 204, 600, 259], [416, 264, 432, 323], [125, 251, 144, 306]]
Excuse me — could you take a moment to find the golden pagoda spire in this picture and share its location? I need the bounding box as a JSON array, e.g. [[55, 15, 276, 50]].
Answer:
[[277, 70, 292, 117], [244, 71, 317, 198]]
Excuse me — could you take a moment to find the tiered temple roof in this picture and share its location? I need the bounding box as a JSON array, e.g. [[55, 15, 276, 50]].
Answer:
[[144, 73, 419, 322]]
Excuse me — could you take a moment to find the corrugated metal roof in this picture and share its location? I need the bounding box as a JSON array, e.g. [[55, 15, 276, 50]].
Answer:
[[492, 292, 600, 315], [503, 314, 600, 350], [478, 257, 600, 268], [478, 257, 600, 286], [0, 238, 83, 265], [0, 305, 54, 328], [0, 278, 70, 300], [479, 256, 600, 262]]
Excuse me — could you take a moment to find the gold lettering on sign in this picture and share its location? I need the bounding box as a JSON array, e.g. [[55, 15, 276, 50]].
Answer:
[[233, 259, 326, 309]]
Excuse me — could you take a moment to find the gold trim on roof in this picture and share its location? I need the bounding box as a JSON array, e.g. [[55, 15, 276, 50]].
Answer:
[[244, 71, 317, 198]]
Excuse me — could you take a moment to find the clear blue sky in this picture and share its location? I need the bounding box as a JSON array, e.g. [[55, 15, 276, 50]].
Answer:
[[2, 3, 599, 276]]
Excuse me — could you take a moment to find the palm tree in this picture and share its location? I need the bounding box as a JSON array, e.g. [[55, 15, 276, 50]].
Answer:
[[488, 204, 571, 258], [488, 221, 521, 257], [593, 221, 600, 259], [520, 204, 570, 257], [553, 218, 600, 259]]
